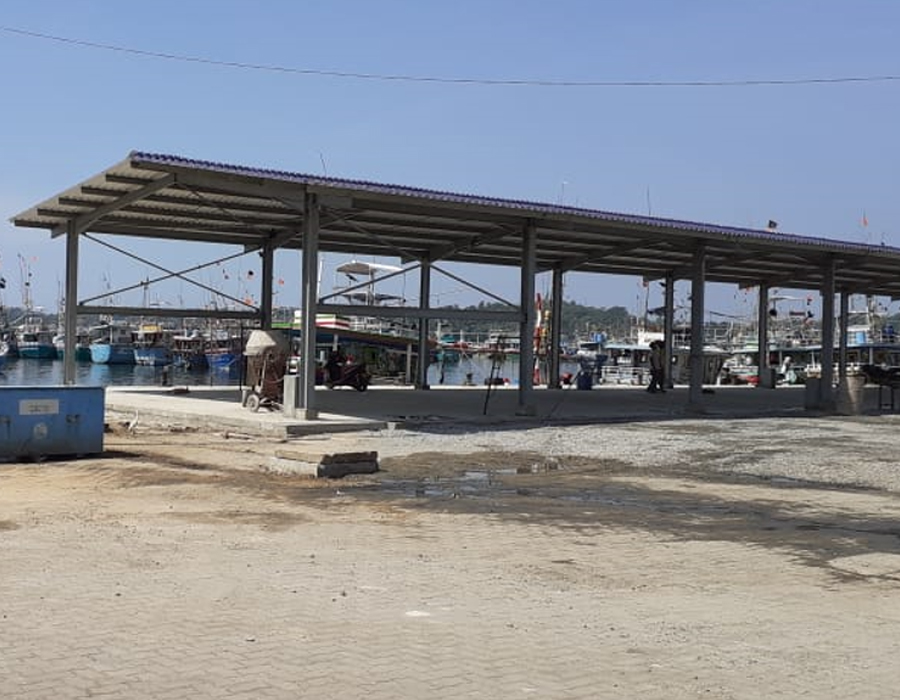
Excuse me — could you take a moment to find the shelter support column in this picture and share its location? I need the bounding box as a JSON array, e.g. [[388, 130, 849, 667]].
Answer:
[[838, 291, 849, 383], [757, 283, 770, 386], [517, 221, 537, 415], [663, 272, 675, 389], [688, 242, 706, 406], [63, 222, 80, 385], [297, 193, 319, 420], [547, 265, 564, 389], [417, 258, 431, 390], [260, 242, 274, 329], [819, 257, 836, 409]]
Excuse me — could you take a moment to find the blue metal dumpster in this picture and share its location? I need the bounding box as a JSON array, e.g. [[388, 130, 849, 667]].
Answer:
[[0, 386, 105, 461]]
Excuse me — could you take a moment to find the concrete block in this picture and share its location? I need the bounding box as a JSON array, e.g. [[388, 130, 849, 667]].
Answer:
[[270, 449, 379, 478]]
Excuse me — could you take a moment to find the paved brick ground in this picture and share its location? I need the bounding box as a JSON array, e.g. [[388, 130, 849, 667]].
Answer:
[[3, 421, 900, 699]]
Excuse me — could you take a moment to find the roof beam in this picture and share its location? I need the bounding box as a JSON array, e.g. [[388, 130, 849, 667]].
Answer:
[[426, 224, 519, 263], [78, 224, 266, 246], [545, 236, 662, 274], [316, 302, 522, 323], [75, 305, 260, 321], [51, 174, 175, 238], [131, 162, 312, 204]]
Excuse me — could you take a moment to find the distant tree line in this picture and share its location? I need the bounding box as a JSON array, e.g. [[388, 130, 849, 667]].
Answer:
[[433, 300, 633, 343], [7, 300, 898, 345]]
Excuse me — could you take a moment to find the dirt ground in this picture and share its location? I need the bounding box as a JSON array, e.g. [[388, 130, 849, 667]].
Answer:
[[3, 419, 900, 698]]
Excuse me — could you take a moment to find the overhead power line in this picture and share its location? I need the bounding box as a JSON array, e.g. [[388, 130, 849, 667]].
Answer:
[[3, 25, 900, 88]]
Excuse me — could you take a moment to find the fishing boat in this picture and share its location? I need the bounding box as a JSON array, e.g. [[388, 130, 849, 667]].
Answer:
[[89, 322, 136, 365], [332, 260, 414, 337], [171, 330, 208, 370], [53, 331, 92, 362], [8, 255, 56, 359], [0, 303, 18, 360], [132, 324, 173, 366], [478, 332, 521, 356], [205, 329, 243, 373], [282, 261, 421, 382], [51, 281, 92, 362], [15, 315, 57, 360], [721, 295, 900, 384]]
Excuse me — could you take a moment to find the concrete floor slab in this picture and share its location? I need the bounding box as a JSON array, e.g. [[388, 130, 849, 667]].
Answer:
[[98, 382, 869, 438]]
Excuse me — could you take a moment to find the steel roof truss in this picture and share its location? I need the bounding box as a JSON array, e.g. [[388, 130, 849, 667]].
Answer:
[[549, 236, 664, 274], [427, 224, 519, 263], [50, 174, 175, 238], [76, 304, 259, 321], [79, 233, 260, 309]]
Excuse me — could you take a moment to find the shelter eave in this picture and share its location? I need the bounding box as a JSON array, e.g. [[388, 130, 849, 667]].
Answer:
[[12, 150, 900, 298]]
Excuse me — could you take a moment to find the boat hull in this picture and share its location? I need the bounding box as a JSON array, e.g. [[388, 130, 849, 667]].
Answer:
[[18, 344, 58, 360], [172, 351, 208, 370], [91, 343, 135, 365], [206, 351, 241, 372], [134, 346, 173, 366], [56, 346, 93, 362]]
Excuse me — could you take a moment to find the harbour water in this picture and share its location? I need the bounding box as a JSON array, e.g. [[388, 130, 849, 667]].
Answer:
[[1, 355, 583, 388], [0, 358, 241, 387]]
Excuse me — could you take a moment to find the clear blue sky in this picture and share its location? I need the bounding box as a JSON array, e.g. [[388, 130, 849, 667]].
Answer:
[[2, 0, 899, 321]]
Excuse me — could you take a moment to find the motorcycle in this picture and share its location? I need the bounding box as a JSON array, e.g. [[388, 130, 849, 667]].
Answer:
[[324, 358, 371, 392]]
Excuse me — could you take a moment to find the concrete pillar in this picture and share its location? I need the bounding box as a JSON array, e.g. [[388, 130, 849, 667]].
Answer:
[[548, 265, 564, 389], [663, 271, 675, 389], [517, 221, 537, 415], [297, 192, 319, 419], [688, 242, 706, 405], [417, 258, 431, 389], [63, 222, 80, 385], [820, 257, 836, 409]]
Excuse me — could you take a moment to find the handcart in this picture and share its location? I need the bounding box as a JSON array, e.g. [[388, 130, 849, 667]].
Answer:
[[242, 330, 289, 412]]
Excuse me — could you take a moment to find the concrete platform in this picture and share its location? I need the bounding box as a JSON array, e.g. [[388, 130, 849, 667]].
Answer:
[[105, 385, 389, 438], [101, 382, 873, 438]]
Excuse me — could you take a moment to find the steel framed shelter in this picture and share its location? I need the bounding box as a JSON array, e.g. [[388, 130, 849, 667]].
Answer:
[[12, 151, 900, 416]]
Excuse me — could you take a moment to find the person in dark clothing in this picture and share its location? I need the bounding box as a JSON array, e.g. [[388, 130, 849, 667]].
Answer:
[[325, 347, 347, 383]]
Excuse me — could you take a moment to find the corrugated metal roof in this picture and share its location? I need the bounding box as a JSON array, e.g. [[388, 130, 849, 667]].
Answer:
[[11, 150, 900, 297], [128, 151, 866, 252]]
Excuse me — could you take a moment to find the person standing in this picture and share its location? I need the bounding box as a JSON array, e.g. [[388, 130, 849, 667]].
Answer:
[[647, 340, 666, 393]]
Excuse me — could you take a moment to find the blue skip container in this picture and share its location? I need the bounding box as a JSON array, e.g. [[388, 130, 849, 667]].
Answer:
[[0, 386, 105, 461]]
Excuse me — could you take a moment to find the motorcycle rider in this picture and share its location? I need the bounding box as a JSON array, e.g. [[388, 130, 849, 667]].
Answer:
[[325, 347, 347, 383]]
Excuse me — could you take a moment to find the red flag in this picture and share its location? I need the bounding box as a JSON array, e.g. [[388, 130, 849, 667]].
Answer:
[[862, 212, 869, 227]]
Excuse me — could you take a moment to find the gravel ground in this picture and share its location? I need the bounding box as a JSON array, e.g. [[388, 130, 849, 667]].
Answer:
[[323, 414, 900, 492]]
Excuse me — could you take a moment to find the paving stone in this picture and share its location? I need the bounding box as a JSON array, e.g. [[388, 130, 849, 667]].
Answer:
[[269, 448, 379, 478]]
